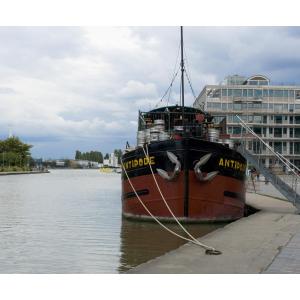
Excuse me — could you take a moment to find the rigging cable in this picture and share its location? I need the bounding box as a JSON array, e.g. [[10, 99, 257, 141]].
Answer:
[[155, 42, 181, 108]]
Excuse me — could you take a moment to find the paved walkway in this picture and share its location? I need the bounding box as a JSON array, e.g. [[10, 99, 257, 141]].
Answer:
[[128, 192, 300, 274]]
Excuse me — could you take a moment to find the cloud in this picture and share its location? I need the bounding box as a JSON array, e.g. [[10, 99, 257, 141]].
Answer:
[[1, 26, 300, 158]]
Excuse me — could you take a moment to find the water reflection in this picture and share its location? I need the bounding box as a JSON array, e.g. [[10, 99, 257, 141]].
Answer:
[[118, 217, 224, 273]]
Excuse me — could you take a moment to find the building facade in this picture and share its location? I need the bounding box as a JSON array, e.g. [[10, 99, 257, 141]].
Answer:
[[193, 74, 300, 168]]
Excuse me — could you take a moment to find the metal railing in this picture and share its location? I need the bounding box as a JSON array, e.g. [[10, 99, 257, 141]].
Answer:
[[236, 115, 300, 208]]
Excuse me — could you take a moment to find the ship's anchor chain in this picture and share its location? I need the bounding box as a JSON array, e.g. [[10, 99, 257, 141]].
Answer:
[[194, 153, 219, 182], [157, 151, 181, 181]]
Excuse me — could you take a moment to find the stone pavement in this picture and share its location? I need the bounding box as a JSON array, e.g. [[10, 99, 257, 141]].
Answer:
[[264, 233, 300, 273], [128, 193, 300, 274]]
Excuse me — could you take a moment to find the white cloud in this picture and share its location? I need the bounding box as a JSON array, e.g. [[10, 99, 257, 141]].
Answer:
[[1, 26, 300, 158]]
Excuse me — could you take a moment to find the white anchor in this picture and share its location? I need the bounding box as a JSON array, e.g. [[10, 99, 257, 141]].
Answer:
[[157, 151, 181, 181], [194, 153, 219, 182]]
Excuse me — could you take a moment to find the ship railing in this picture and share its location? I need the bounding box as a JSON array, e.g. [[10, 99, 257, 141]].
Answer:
[[235, 115, 300, 208]]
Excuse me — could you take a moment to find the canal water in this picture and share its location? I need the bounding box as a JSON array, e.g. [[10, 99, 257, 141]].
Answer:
[[0, 170, 223, 273]]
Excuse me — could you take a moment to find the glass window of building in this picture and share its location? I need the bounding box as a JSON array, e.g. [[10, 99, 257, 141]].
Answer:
[[274, 142, 282, 153], [295, 116, 300, 124], [262, 103, 268, 110], [253, 103, 262, 109], [212, 102, 221, 109], [283, 104, 288, 111], [274, 104, 283, 111], [263, 90, 268, 97], [294, 142, 300, 154], [295, 128, 300, 138], [248, 115, 253, 123], [263, 116, 267, 123], [254, 89, 262, 98], [296, 90, 300, 99], [253, 115, 262, 123], [222, 103, 227, 110], [269, 90, 274, 97], [269, 103, 274, 110], [290, 116, 294, 124], [275, 115, 283, 124], [233, 127, 241, 134], [283, 142, 287, 153], [242, 89, 247, 97], [290, 128, 294, 138], [233, 103, 242, 110], [233, 89, 242, 97], [295, 104, 300, 110], [221, 89, 227, 97], [228, 89, 233, 97], [289, 104, 294, 112], [248, 89, 253, 97], [228, 103, 233, 110], [289, 90, 295, 98], [212, 89, 220, 98], [283, 90, 288, 98], [283, 128, 287, 135], [253, 127, 262, 135], [263, 127, 266, 136], [274, 128, 282, 137], [274, 90, 284, 97], [290, 142, 293, 154], [269, 128, 273, 134]]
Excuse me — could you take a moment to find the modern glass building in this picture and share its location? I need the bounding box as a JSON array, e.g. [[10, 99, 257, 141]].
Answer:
[[193, 74, 300, 168]]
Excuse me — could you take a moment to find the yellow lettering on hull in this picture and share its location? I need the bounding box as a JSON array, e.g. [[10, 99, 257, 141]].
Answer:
[[124, 156, 155, 170]]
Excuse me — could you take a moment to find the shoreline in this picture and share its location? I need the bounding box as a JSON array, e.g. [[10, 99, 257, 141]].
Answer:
[[0, 170, 50, 176], [128, 192, 300, 273]]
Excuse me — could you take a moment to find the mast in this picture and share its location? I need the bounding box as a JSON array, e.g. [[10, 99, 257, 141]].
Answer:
[[180, 26, 185, 130], [181, 26, 189, 218]]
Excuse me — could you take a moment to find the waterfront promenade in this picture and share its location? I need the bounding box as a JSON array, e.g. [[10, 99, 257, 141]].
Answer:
[[129, 184, 300, 273]]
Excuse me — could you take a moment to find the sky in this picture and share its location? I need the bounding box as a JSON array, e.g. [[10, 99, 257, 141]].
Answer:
[[2, 26, 300, 158]]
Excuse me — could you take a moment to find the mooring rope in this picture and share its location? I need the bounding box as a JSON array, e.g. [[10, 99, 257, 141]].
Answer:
[[121, 149, 222, 254], [121, 161, 207, 246], [142, 145, 221, 254]]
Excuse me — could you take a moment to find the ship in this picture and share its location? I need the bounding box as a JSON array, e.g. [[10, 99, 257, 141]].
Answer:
[[121, 27, 246, 222]]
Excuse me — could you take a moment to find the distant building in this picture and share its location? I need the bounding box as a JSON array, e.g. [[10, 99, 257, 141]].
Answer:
[[55, 160, 65, 167], [193, 74, 300, 168]]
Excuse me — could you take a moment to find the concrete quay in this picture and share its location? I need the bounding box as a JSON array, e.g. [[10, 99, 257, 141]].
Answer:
[[128, 190, 300, 274]]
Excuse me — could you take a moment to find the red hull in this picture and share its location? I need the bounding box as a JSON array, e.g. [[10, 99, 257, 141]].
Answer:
[[122, 171, 245, 222]]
